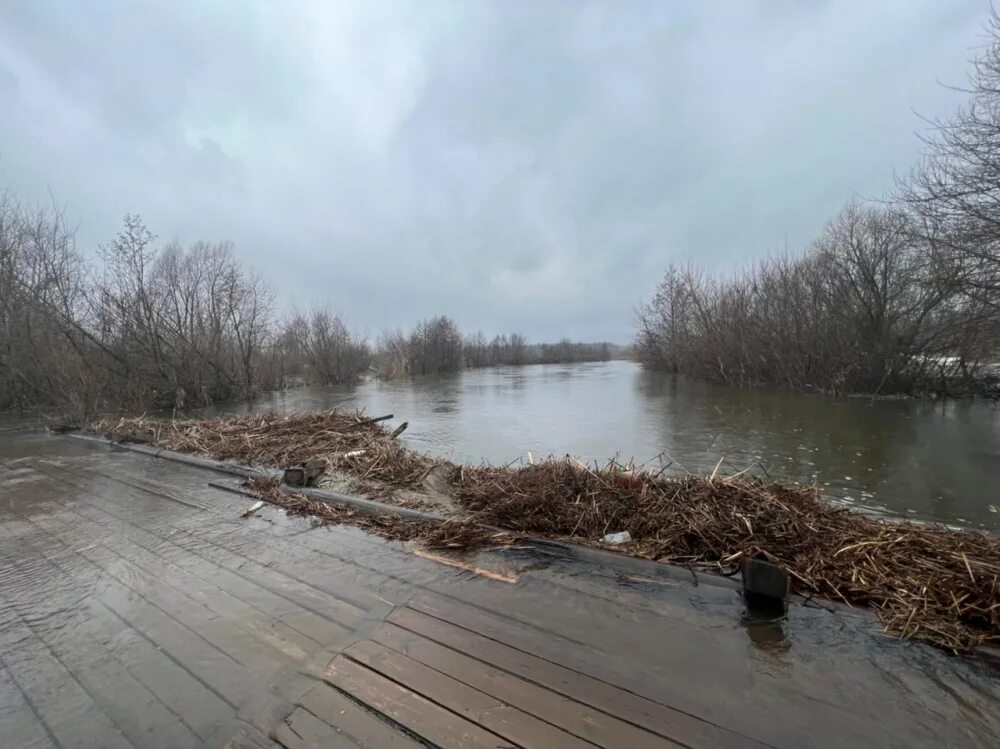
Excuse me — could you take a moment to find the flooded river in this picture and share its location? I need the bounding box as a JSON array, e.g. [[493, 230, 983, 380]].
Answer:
[[206, 360, 1000, 531]]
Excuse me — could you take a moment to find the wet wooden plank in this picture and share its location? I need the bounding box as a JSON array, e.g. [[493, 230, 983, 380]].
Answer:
[[273, 707, 360, 748], [0, 504, 239, 742], [40, 460, 395, 621], [285, 525, 467, 596], [30, 510, 301, 680], [181, 522, 387, 614], [80, 601, 235, 741], [99, 579, 269, 695], [8, 514, 257, 710], [223, 724, 283, 749], [62, 486, 357, 643], [6, 736, 58, 749], [80, 496, 363, 637], [85, 466, 215, 511], [410, 593, 760, 734], [42, 499, 332, 658], [409, 585, 745, 714], [64, 508, 320, 653], [27, 464, 368, 672], [344, 639, 596, 749], [170, 525, 372, 626], [0, 619, 134, 749], [390, 606, 765, 749], [6, 603, 200, 748], [298, 683, 424, 748], [41, 462, 372, 628], [175, 497, 425, 597], [323, 655, 510, 748], [372, 622, 673, 748], [0, 660, 58, 749], [11, 450, 756, 748], [412, 589, 684, 672]]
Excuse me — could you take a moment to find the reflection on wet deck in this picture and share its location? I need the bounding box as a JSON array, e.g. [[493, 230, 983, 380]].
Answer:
[[0, 429, 997, 748]]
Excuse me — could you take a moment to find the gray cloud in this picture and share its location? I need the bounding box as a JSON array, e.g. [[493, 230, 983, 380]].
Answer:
[[0, 0, 990, 341]]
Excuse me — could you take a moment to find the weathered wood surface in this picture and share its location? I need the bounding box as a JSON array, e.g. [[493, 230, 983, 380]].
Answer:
[[289, 602, 768, 749], [0, 451, 384, 748], [4, 434, 990, 749], [0, 442, 769, 749]]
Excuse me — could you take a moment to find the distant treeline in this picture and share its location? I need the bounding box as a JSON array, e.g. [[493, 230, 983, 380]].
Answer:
[[462, 331, 625, 369], [275, 314, 624, 383], [303, 316, 625, 381], [0, 203, 623, 418], [636, 13, 1000, 396]]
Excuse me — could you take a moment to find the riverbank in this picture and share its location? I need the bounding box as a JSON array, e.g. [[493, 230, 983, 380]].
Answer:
[[94, 409, 1000, 652]]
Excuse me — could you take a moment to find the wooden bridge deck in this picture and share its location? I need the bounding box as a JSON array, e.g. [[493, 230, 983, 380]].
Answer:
[[262, 593, 762, 749], [1, 430, 997, 749]]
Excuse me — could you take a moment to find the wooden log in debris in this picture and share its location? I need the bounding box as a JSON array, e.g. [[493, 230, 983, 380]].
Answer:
[[350, 414, 393, 429], [389, 422, 409, 439]]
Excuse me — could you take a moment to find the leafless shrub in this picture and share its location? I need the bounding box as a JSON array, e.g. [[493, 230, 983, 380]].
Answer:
[[0, 192, 98, 415], [533, 339, 613, 364], [408, 316, 463, 375], [637, 202, 995, 395], [1, 203, 279, 417], [463, 332, 616, 368], [373, 328, 410, 379], [899, 10, 1000, 311], [91, 217, 275, 407], [463, 332, 530, 367], [638, 10, 1000, 395], [283, 307, 371, 385]]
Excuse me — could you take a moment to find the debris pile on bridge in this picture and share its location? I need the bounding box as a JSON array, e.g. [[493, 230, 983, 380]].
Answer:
[[93, 411, 1000, 652], [456, 459, 1000, 652], [97, 410, 434, 485]]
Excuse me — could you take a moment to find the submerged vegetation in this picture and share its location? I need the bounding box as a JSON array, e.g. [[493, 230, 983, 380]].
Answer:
[[0, 208, 275, 417], [96, 409, 1000, 653], [637, 16, 1000, 396], [636, 202, 999, 395]]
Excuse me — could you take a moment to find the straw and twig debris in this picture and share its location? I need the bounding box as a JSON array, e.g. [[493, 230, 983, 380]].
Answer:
[[454, 461, 1000, 651], [93, 410, 1000, 652]]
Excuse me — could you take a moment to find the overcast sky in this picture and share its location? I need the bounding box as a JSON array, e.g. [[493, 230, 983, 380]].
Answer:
[[0, 1, 991, 342]]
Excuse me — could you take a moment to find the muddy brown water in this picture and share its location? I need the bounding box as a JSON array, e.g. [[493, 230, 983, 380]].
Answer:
[[1, 429, 999, 748], [200, 360, 1000, 531]]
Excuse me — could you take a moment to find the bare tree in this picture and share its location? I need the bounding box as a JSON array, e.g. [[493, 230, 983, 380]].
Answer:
[[286, 307, 370, 384], [899, 9, 1000, 310], [636, 201, 985, 394], [0, 192, 99, 413], [409, 316, 463, 375], [88, 223, 277, 407], [373, 329, 410, 379], [0, 201, 282, 417]]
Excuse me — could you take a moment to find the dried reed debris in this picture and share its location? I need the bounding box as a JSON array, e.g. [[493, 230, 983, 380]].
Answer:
[[93, 410, 1000, 652]]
